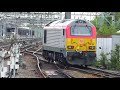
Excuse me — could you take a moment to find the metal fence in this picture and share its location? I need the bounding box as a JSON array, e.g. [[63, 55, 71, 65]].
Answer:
[[96, 35, 120, 60]]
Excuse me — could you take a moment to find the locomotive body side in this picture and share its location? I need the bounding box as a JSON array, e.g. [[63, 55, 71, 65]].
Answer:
[[42, 20, 74, 57], [42, 21, 67, 63], [42, 28, 66, 53]]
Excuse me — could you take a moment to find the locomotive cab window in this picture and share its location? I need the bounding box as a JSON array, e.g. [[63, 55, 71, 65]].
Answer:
[[44, 30, 47, 43], [71, 25, 92, 36], [63, 29, 65, 36]]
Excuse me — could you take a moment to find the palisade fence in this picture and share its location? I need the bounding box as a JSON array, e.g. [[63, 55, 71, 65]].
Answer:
[[96, 35, 120, 60]]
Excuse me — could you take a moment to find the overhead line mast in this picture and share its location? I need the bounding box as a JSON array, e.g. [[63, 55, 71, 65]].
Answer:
[[65, 12, 71, 19]]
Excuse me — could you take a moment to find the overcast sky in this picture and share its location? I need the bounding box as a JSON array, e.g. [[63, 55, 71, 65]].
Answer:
[[61, 12, 100, 21]]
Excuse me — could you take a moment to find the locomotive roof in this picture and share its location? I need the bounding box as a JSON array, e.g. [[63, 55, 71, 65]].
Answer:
[[44, 19, 94, 30]]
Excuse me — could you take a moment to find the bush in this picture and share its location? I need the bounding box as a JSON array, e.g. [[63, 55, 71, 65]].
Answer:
[[93, 52, 109, 69], [94, 44, 120, 70], [99, 52, 109, 69], [109, 45, 120, 70]]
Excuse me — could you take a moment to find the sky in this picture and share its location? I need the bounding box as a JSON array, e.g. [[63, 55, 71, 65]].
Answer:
[[61, 12, 100, 21]]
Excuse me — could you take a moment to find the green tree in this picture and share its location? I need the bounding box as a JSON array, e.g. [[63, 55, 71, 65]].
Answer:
[[97, 22, 117, 36], [91, 16, 100, 30], [91, 12, 119, 36]]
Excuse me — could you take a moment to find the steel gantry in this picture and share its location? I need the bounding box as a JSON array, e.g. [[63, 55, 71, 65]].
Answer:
[[99, 12, 115, 30], [0, 12, 116, 38], [0, 12, 63, 39]]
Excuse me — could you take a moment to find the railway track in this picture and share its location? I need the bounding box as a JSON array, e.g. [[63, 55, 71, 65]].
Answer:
[[0, 41, 39, 78], [31, 49, 98, 78], [22, 51, 46, 78], [34, 50, 120, 78], [87, 67, 120, 78], [67, 66, 120, 78], [25, 47, 73, 78], [0, 42, 32, 59], [16, 43, 120, 78]]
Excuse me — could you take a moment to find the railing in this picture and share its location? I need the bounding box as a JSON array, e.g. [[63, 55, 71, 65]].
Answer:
[[0, 43, 22, 78]]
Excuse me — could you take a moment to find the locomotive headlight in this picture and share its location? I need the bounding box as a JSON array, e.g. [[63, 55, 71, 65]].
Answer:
[[67, 46, 74, 49], [89, 46, 95, 50]]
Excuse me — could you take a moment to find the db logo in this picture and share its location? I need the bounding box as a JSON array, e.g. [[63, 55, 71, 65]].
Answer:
[[80, 39, 84, 43]]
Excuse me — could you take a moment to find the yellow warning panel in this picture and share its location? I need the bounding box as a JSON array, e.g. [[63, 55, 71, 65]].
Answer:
[[66, 38, 96, 51]]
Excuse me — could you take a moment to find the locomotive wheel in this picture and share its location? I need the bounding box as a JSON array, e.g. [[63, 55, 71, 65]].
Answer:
[[50, 59, 54, 63], [80, 65, 84, 68], [48, 58, 51, 63], [85, 65, 88, 68], [80, 65, 88, 68], [61, 56, 69, 69]]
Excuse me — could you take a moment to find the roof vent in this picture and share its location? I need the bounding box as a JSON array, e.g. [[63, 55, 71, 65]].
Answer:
[[75, 20, 86, 23]]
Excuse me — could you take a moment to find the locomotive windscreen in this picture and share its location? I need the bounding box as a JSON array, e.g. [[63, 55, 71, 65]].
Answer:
[[71, 26, 92, 36], [6, 28, 15, 32]]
